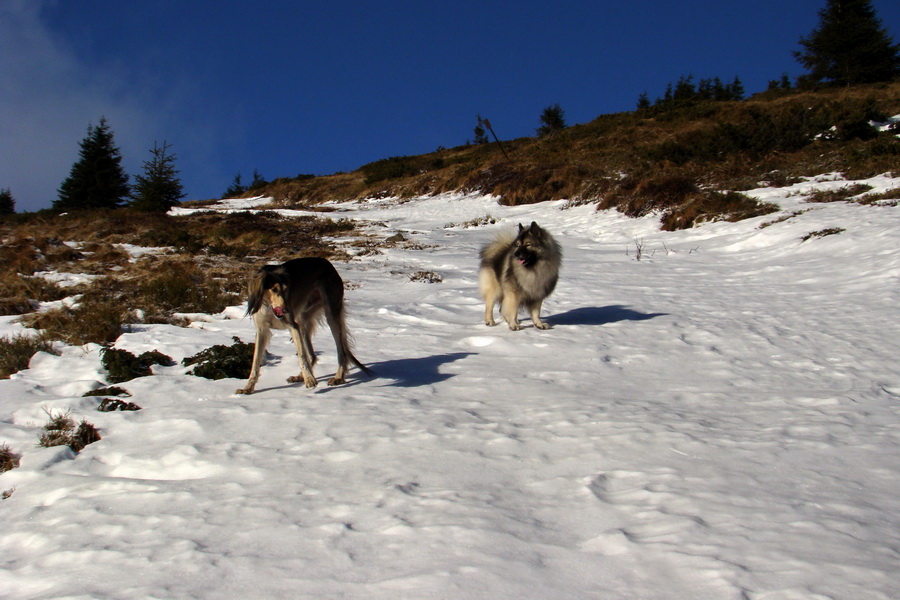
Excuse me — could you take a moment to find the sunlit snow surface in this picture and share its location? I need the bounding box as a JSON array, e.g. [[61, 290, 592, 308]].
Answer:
[[2, 173, 899, 599]]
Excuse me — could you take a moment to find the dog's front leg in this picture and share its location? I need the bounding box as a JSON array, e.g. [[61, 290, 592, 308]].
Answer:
[[528, 300, 550, 330], [236, 325, 271, 394], [287, 326, 317, 388]]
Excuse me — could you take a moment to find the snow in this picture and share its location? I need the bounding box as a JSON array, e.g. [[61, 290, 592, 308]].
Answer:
[[2, 173, 900, 599]]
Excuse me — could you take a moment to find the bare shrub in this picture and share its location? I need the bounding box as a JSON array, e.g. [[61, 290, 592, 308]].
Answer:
[[136, 259, 239, 316], [801, 227, 845, 242], [19, 292, 128, 345], [601, 174, 699, 218], [38, 409, 101, 453], [662, 191, 779, 231], [805, 184, 873, 203], [38, 408, 75, 448], [83, 386, 130, 397], [0, 443, 21, 473], [856, 187, 900, 206], [410, 271, 443, 283], [97, 398, 141, 412]]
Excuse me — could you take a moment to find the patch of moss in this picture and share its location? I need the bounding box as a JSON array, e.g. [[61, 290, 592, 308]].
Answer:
[[101, 347, 174, 383]]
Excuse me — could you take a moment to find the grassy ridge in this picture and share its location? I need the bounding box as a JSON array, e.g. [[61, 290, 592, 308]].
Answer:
[[249, 82, 900, 228]]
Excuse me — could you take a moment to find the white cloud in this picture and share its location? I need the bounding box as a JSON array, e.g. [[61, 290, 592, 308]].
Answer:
[[0, 0, 184, 211]]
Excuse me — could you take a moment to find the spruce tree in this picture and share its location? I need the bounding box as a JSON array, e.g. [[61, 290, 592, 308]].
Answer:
[[795, 0, 900, 85], [636, 92, 651, 110], [536, 104, 567, 137], [55, 118, 130, 211], [0, 188, 14, 215], [130, 141, 185, 212], [473, 115, 489, 145], [249, 169, 267, 191], [223, 173, 246, 198]]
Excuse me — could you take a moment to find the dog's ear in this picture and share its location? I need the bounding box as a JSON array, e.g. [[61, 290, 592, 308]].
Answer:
[[529, 221, 543, 237], [518, 223, 525, 233]]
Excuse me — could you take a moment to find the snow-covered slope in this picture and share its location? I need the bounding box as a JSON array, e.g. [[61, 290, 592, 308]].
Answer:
[[2, 173, 899, 599]]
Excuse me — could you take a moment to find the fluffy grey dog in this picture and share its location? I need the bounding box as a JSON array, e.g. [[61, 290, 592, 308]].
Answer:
[[479, 222, 562, 330]]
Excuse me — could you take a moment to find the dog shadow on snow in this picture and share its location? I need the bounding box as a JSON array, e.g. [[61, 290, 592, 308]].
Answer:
[[364, 352, 475, 388], [548, 305, 668, 327], [298, 352, 475, 392]]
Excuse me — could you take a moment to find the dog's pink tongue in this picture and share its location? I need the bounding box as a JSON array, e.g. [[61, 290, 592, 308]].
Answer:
[[273, 306, 284, 318]]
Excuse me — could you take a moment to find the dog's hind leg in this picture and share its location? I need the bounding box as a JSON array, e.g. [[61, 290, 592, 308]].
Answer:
[[236, 318, 272, 394], [287, 326, 317, 388], [323, 302, 351, 386], [479, 268, 500, 327]]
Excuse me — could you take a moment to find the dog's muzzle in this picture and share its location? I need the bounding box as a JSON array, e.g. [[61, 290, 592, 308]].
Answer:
[[272, 306, 285, 319]]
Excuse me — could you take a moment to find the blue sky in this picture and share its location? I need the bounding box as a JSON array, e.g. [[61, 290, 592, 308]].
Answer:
[[2, 0, 899, 213]]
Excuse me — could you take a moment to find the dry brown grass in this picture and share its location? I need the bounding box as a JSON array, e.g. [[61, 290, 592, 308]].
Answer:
[[0, 334, 58, 378], [1, 207, 364, 346]]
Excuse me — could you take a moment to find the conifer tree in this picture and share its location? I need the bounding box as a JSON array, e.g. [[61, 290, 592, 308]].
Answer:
[[537, 104, 567, 137], [55, 118, 130, 211], [223, 173, 246, 198], [795, 0, 900, 85], [130, 141, 185, 212], [473, 115, 489, 145], [636, 92, 651, 110], [0, 188, 14, 215], [249, 169, 267, 191]]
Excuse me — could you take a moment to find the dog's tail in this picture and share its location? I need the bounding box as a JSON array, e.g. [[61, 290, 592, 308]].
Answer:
[[349, 352, 375, 377]]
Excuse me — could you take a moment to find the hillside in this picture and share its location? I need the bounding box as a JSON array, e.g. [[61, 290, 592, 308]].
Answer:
[[2, 171, 899, 598], [245, 82, 900, 229]]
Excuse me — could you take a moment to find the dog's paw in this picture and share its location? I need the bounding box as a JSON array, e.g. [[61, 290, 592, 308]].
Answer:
[[508, 322, 522, 331], [534, 321, 550, 330], [327, 376, 346, 386], [235, 387, 252, 395]]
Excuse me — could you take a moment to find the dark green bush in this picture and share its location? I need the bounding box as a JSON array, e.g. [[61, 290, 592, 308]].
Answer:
[[83, 386, 130, 397], [97, 398, 141, 412], [361, 155, 441, 184], [182, 337, 254, 380]]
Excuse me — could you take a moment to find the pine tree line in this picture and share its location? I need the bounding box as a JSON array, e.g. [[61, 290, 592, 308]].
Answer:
[[53, 118, 185, 213], [638, 75, 745, 111]]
